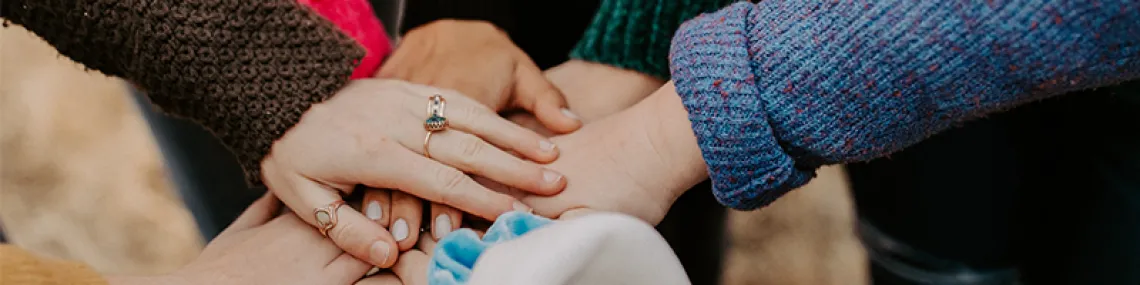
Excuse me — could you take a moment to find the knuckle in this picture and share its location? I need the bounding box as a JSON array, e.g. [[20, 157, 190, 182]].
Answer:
[[434, 168, 467, 205], [458, 135, 485, 159], [329, 221, 369, 253]]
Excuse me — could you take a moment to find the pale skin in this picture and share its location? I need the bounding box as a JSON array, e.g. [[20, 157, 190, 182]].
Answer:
[[510, 82, 710, 224], [105, 193, 431, 285], [261, 79, 566, 268]]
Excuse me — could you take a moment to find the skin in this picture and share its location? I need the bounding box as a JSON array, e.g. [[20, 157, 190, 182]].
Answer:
[[261, 79, 564, 268], [365, 19, 591, 249], [511, 83, 709, 224]]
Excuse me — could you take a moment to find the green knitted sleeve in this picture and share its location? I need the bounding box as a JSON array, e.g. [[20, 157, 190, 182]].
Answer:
[[569, 0, 737, 79]]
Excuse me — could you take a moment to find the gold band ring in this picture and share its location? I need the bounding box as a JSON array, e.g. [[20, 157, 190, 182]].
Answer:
[[314, 200, 345, 238], [423, 131, 435, 159]]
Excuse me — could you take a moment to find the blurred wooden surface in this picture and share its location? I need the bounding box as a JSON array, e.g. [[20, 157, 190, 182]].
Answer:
[[0, 26, 864, 284]]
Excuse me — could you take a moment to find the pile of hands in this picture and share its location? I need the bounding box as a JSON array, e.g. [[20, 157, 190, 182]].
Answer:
[[112, 20, 707, 285]]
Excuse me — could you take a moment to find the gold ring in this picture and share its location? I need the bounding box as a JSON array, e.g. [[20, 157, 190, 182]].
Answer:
[[314, 200, 345, 238], [424, 95, 449, 132], [423, 131, 434, 159]]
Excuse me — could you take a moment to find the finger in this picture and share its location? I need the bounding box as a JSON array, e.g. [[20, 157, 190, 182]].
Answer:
[[402, 85, 560, 163], [263, 214, 345, 261], [430, 204, 462, 241], [278, 177, 400, 268], [425, 130, 566, 195], [362, 149, 518, 221], [512, 61, 582, 133], [355, 273, 403, 285], [392, 250, 431, 285], [325, 253, 374, 284], [416, 232, 438, 253], [221, 191, 280, 234], [389, 192, 422, 251], [363, 188, 393, 227]]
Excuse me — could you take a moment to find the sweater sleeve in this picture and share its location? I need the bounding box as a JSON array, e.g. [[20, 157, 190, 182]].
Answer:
[[1, 0, 364, 186], [669, 1, 1140, 209], [0, 245, 107, 285], [570, 0, 736, 79]]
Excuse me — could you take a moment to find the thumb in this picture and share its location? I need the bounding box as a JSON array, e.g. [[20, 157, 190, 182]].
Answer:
[[220, 192, 282, 234], [512, 62, 582, 133]]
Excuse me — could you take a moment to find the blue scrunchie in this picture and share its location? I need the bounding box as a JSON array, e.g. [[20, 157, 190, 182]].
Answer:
[[427, 211, 552, 285]]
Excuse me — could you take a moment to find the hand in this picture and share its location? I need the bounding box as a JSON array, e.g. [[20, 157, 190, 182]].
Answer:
[[518, 83, 708, 224], [545, 60, 666, 123], [379, 19, 580, 133], [262, 79, 561, 267], [356, 232, 437, 285], [109, 194, 372, 285]]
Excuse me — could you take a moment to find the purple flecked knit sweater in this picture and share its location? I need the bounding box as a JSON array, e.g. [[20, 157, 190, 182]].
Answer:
[[669, 0, 1140, 210]]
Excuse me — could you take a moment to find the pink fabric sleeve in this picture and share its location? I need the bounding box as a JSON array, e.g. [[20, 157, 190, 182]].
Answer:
[[298, 0, 392, 79]]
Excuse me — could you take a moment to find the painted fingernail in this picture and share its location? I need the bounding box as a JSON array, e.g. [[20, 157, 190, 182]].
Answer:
[[392, 219, 409, 241], [365, 201, 383, 221], [370, 241, 390, 265], [433, 215, 452, 240], [543, 169, 563, 184], [513, 201, 533, 213], [560, 108, 580, 120], [539, 140, 557, 152]]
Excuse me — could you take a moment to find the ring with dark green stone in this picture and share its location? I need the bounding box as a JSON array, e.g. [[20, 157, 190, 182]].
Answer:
[[424, 114, 449, 131]]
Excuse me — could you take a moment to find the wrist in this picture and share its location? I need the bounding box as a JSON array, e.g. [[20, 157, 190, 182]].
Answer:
[[627, 82, 707, 195], [551, 60, 664, 122]]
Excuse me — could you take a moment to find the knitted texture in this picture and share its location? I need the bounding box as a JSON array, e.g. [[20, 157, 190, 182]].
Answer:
[[670, 1, 1140, 209], [299, 0, 392, 79], [571, 0, 736, 79], [2, 0, 364, 186], [1, 245, 107, 285]]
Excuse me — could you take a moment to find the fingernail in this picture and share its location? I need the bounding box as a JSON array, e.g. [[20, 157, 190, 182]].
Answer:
[[365, 201, 383, 221], [433, 215, 452, 240], [513, 201, 533, 213], [560, 108, 580, 121], [539, 140, 557, 152], [369, 241, 390, 265], [392, 219, 409, 241], [543, 169, 563, 184]]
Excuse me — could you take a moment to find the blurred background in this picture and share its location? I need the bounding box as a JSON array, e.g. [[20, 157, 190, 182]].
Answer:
[[0, 25, 866, 284]]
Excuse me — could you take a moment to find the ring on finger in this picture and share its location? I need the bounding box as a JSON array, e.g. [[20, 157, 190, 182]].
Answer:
[[314, 200, 345, 237], [423, 94, 448, 159], [424, 94, 449, 132]]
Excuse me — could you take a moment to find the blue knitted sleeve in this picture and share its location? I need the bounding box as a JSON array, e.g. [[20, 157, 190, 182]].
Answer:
[[669, 0, 1140, 209]]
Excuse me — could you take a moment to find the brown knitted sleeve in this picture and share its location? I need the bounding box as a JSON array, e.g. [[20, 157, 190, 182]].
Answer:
[[2, 0, 364, 186]]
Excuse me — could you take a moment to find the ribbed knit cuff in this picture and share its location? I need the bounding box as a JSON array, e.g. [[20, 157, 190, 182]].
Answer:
[[400, 0, 513, 35], [669, 2, 814, 210], [570, 0, 736, 79]]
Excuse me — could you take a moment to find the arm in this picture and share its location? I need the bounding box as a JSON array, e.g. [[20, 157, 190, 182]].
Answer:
[[570, 0, 736, 80], [1, 0, 363, 186], [546, 0, 733, 122], [670, 1, 1140, 209]]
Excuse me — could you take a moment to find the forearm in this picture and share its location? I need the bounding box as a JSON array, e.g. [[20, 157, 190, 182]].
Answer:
[[570, 0, 735, 79], [671, 1, 1140, 209], [2, 0, 364, 186]]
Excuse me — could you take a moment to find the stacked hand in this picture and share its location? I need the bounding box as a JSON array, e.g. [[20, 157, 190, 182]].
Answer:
[[261, 79, 565, 269], [360, 19, 587, 256]]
